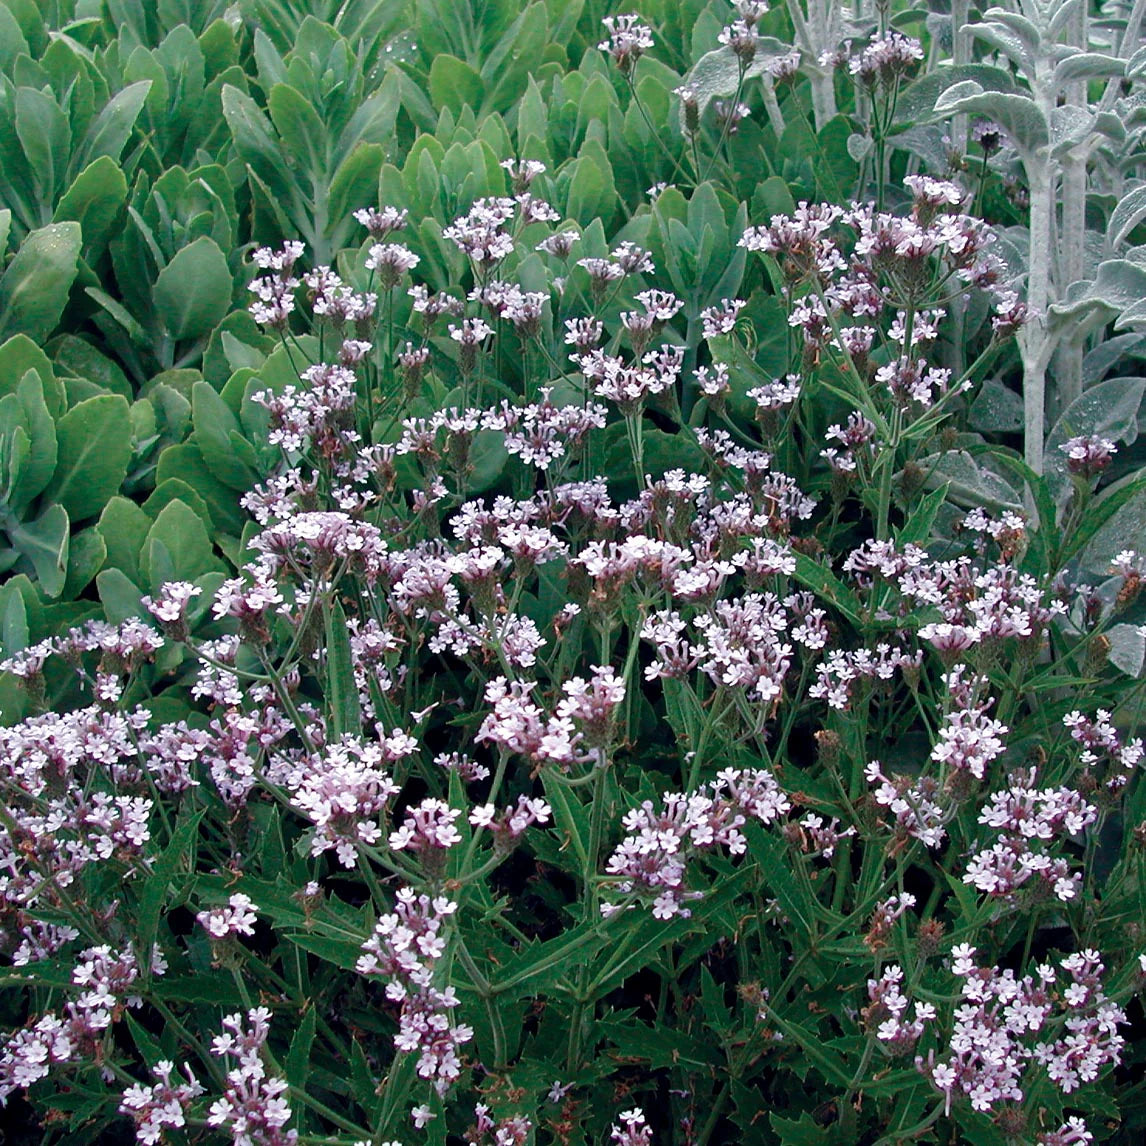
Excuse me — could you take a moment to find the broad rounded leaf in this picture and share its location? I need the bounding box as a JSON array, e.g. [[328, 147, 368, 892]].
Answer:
[[1081, 481, 1146, 575], [1108, 184, 1146, 249], [969, 377, 1024, 433], [1053, 52, 1123, 88], [1045, 375, 1146, 503], [8, 504, 69, 599], [53, 156, 128, 259], [43, 394, 132, 522], [892, 63, 1017, 127], [1048, 260, 1146, 338], [0, 334, 65, 418], [932, 82, 1048, 158], [676, 39, 792, 131], [139, 497, 225, 593], [153, 237, 234, 342], [0, 222, 82, 343], [918, 450, 1023, 511], [429, 54, 484, 116], [1106, 623, 1146, 677]]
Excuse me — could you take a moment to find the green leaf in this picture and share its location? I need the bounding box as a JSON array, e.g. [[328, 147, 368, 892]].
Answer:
[[1054, 52, 1123, 87], [136, 808, 204, 978], [85, 285, 150, 348], [140, 497, 224, 592], [43, 394, 132, 523], [49, 334, 132, 400], [324, 597, 361, 739], [968, 377, 1023, 432], [96, 567, 146, 623], [7, 370, 56, 514], [791, 553, 863, 626], [267, 83, 327, 175], [152, 236, 234, 342], [8, 504, 69, 598], [221, 82, 294, 201], [0, 222, 82, 343], [769, 1112, 834, 1145], [285, 1007, 317, 1090], [15, 87, 70, 201], [1079, 479, 1146, 576], [0, 335, 65, 418], [52, 156, 128, 260], [155, 440, 246, 536], [566, 150, 614, 224], [1044, 375, 1146, 502], [540, 772, 589, 869], [0, 5, 28, 72], [61, 526, 105, 600], [288, 931, 365, 972], [893, 63, 1017, 128], [917, 450, 1023, 512], [96, 497, 152, 585], [78, 79, 152, 169], [897, 483, 949, 546], [429, 54, 484, 116], [1106, 623, 1145, 677], [1109, 184, 1146, 249], [192, 380, 259, 491], [328, 143, 385, 233], [0, 580, 29, 657]]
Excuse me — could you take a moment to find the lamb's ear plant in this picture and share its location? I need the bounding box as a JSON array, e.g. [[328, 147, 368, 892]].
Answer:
[[3, 4, 1146, 1146], [929, 0, 1136, 477]]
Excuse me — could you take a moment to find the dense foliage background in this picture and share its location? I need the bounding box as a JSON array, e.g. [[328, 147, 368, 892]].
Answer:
[[2, 0, 1146, 1143]]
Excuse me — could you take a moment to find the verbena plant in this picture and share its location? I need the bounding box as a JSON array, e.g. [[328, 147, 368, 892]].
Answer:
[[2, 2, 1146, 1145]]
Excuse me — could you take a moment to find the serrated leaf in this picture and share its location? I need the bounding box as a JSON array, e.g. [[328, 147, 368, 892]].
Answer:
[[791, 553, 863, 626], [898, 483, 949, 545], [136, 809, 204, 978], [285, 1007, 317, 1090], [324, 597, 361, 739]]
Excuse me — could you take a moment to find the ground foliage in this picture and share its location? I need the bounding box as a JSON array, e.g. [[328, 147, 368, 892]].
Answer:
[[1, 0, 1146, 1144]]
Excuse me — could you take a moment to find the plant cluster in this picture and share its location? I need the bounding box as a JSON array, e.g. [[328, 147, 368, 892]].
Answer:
[[2, 1, 1146, 1145]]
